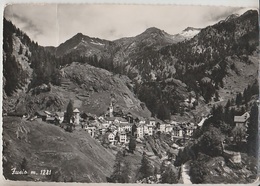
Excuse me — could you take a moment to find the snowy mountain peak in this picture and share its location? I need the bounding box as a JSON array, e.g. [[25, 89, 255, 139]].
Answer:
[[171, 27, 201, 43], [180, 27, 201, 38]]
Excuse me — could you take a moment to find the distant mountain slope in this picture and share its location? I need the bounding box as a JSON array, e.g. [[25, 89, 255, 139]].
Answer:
[[14, 62, 151, 117], [3, 116, 115, 182], [55, 33, 114, 58], [3, 9, 259, 119]]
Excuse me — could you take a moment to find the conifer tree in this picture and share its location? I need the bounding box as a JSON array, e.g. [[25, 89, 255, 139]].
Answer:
[[235, 93, 242, 106], [246, 102, 258, 157], [65, 100, 74, 127], [18, 44, 23, 54], [139, 153, 153, 179], [161, 166, 177, 184], [110, 151, 130, 183], [128, 136, 136, 153]]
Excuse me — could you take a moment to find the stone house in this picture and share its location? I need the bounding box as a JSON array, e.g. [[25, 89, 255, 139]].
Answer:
[[234, 112, 250, 128], [108, 132, 116, 145], [137, 123, 144, 139], [55, 112, 64, 124], [85, 126, 97, 138]]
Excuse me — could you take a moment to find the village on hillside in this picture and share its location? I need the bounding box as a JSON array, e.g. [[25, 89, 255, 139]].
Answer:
[[6, 99, 251, 164]]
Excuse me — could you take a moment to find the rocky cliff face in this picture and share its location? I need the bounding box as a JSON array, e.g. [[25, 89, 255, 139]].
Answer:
[[3, 19, 33, 96]]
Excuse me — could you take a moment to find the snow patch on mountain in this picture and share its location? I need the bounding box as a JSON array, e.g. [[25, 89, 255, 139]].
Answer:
[[90, 41, 105, 46], [172, 27, 201, 43], [180, 29, 200, 38]]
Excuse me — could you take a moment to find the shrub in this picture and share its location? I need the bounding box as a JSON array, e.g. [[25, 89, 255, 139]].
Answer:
[[190, 160, 207, 183], [198, 126, 224, 157]]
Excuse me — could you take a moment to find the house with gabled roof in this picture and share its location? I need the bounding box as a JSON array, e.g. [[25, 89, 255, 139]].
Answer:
[[148, 117, 156, 126], [44, 111, 53, 117], [99, 125, 107, 135], [101, 122, 110, 129], [55, 112, 64, 124], [81, 112, 96, 121], [165, 123, 173, 133], [136, 123, 144, 139], [234, 112, 250, 128], [114, 117, 128, 124], [147, 124, 154, 136], [119, 131, 129, 144], [85, 125, 97, 138], [35, 111, 47, 121], [139, 117, 146, 124], [186, 125, 197, 136], [105, 117, 115, 124], [171, 126, 183, 139], [160, 123, 166, 133], [108, 132, 116, 145]]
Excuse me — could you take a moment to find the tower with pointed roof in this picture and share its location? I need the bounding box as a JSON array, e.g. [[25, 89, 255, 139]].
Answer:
[[109, 101, 114, 117]]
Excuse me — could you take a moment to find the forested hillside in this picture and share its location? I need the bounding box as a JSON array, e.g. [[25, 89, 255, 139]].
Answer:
[[3, 10, 259, 120]]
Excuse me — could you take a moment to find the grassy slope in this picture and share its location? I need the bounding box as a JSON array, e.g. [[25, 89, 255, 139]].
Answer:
[[220, 53, 259, 103], [3, 116, 115, 182]]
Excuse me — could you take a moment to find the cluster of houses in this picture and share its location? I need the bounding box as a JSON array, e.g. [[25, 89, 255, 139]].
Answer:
[[8, 100, 251, 147], [84, 115, 199, 145], [80, 102, 199, 145], [23, 102, 199, 146]]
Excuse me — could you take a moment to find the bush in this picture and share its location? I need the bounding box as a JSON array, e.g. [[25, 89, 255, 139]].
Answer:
[[161, 165, 178, 184], [190, 160, 207, 183], [198, 126, 224, 157]]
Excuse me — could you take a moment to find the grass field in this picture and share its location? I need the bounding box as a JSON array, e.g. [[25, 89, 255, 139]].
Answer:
[[3, 116, 115, 182]]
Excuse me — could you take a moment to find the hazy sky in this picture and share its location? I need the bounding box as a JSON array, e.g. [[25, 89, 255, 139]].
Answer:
[[4, 4, 257, 46]]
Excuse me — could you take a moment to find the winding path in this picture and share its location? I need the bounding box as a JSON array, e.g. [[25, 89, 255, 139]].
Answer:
[[181, 161, 192, 184]]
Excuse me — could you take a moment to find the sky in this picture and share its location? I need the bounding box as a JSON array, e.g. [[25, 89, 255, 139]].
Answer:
[[4, 4, 258, 47]]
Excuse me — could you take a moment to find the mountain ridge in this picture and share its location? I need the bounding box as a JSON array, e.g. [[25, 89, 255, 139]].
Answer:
[[3, 9, 259, 120]]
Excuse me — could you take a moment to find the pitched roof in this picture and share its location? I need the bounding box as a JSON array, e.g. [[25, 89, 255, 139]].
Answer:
[[46, 117, 56, 121], [105, 117, 115, 121], [55, 112, 64, 117], [149, 117, 156, 121], [73, 108, 80, 113], [234, 116, 247, 123], [108, 132, 115, 137], [115, 117, 127, 122], [186, 125, 196, 130], [136, 123, 144, 127], [44, 111, 52, 115], [35, 111, 46, 117], [118, 123, 132, 127], [172, 125, 182, 130], [234, 112, 250, 123]]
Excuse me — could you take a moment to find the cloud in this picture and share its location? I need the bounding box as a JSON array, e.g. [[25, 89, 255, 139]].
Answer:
[[4, 4, 257, 46], [4, 4, 58, 46], [206, 8, 236, 21], [8, 13, 43, 38]]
